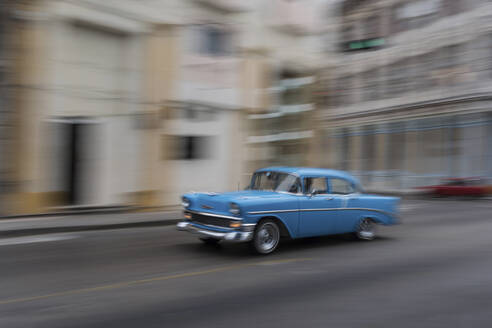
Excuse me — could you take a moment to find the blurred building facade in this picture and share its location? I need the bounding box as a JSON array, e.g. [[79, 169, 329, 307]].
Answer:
[[241, 0, 328, 176], [8, 0, 492, 215], [321, 0, 492, 189], [157, 0, 250, 204], [7, 0, 157, 214], [3, 0, 252, 214], [0, 1, 15, 204]]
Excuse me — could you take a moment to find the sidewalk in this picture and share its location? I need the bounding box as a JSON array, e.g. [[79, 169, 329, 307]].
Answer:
[[0, 210, 182, 238]]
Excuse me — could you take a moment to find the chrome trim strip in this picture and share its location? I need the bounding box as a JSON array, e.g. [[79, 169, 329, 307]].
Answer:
[[248, 209, 299, 214], [277, 191, 304, 196], [248, 207, 397, 217], [186, 210, 242, 221], [188, 221, 256, 230], [189, 222, 236, 231], [344, 208, 398, 218], [176, 221, 254, 242]]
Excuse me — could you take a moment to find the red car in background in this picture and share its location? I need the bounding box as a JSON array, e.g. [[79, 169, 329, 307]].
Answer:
[[419, 178, 492, 197]]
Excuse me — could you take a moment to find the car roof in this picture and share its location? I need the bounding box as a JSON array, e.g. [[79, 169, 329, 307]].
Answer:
[[255, 167, 359, 184]]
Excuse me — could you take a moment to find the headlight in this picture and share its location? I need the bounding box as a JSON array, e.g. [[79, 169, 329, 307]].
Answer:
[[229, 203, 240, 215], [181, 197, 190, 208]]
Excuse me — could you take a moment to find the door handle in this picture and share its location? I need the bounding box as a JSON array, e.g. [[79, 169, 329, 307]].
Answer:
[[325, 197, 334, 201]]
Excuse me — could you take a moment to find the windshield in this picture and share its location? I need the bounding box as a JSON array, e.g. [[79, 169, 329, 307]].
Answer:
[[250, 172, 300, 193]]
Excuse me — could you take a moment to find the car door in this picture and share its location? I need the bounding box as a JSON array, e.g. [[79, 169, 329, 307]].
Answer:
[[329, 177, 360, 234], [299, 176, 343, 237]]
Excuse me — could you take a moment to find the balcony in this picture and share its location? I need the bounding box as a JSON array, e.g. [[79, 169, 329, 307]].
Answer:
[[248, 104, 314, 119], [247, 130, 314, 144]]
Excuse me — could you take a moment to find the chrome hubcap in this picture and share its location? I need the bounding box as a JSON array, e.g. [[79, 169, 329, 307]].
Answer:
[[257, 223, 279, 252], [358, 219, 375, 240]]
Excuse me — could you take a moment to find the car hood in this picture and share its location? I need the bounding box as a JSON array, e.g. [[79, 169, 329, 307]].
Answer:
[[184, 190, 289, 215]]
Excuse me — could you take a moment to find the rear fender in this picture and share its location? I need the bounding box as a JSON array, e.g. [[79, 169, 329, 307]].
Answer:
[[355, 211, 398, 229]]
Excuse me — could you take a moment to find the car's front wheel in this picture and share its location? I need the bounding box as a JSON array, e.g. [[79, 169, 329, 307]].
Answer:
[[252, 220, 280, 254], [355, 218, 376, 240]]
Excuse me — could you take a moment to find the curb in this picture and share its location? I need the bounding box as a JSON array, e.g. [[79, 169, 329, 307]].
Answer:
[[0, 206, 147, 220], [0, 205, 182, 220], [0, 218, 181, 238]]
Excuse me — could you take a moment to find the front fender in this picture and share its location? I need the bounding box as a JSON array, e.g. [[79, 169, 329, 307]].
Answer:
[[245, 212, 299, 239]]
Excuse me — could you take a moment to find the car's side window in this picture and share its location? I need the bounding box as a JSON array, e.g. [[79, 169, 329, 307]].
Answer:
[[303, 177, 328, 195], [330, 178, 355, 195]]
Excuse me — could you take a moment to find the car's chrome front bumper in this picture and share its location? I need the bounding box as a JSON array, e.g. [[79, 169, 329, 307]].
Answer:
[[176, 221, 254, 242]]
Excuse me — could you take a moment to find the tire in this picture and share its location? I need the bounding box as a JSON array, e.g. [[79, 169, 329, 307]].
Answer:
[[199, 237, 221, 245], [251, 220, 280, 254], [354, 218, 376, 241]]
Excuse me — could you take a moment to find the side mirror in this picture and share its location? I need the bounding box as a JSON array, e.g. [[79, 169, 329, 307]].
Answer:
[[309, 189, 319, 197]]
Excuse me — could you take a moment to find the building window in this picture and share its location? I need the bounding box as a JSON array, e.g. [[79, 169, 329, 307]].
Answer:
[[415, 54, 431, 91], [387, 60, 409, 98], [176, 107, 218, 121], [342, 0, 372, 16], [428, 50, 442, 88], [362, 69, 379, 102], [470, 34, 492, 81], [394, 0, 441, 33], [443, 44, 464, 85], [364, 15, 380, 40], [361, 71, 370, 102], [376, 67, 385, 99], [341, 23, 355, 48], [282, 87, 307, 105], [404, 57, 417, 93], [199, 26, 232, 56], [337, 76, 353, 106], [340, 128, 350, 170], [387, 124, 406, 172], [341, 14, 385, 52], [361, 126, 376, 177], [426, 45, 465, 88], [442, 45, 461, 68], [489, 34, 492, 79], [441, 0, 462, 16], [166, 136, 213, 160]]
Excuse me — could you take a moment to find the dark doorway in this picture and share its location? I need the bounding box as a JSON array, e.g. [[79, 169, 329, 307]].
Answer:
[[49, 119, 99, 206]]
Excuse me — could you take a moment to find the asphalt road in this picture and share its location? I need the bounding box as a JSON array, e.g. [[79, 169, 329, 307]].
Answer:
[[1, 199, 492, 328]]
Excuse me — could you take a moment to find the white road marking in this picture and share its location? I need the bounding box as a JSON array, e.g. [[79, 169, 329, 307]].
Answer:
[[0, 234, 79, 246]]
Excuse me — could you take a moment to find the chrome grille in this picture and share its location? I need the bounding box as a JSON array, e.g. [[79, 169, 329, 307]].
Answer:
[[188, 212, 233, 228]]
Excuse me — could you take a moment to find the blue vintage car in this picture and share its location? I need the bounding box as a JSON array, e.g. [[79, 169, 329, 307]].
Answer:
[[177, 167, 399, 254]]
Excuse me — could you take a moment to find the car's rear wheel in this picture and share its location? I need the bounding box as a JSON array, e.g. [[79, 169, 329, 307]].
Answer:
[[355, 218, 376, 240], [199, 237, 220, 245], [252, 220, 280, 254]]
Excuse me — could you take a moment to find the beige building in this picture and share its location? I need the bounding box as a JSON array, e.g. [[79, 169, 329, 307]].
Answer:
[[2, 0, 267, 214], [0, 1, 16, 213], [6, 0, 163, 214]]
